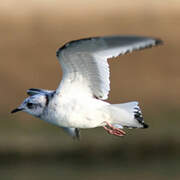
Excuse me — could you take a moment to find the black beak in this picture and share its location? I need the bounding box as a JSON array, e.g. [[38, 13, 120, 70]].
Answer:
[[11, 108, 23, 114]]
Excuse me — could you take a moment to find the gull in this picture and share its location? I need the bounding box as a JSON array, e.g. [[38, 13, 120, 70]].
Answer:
[[11, 35, 162, 139]]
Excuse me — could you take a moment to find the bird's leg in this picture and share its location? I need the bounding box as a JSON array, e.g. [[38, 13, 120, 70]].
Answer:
[[103, 121, 126, 137]]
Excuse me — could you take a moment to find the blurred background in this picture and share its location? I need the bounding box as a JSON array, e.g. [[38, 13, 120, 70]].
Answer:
[[1, 0, 180, 179]]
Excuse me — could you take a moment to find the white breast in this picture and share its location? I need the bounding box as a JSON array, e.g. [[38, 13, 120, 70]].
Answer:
[[43, 95, 111, 128]]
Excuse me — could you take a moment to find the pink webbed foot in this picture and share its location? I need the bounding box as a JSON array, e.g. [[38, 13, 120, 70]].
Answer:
[[103, 122, 126, 137]]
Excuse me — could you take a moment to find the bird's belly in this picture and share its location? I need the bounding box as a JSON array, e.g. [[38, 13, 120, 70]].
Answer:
[[44, 98, 110, 129], [52, 109, 108, 128]]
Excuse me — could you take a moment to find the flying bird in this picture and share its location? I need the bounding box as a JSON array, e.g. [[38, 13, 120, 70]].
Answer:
[[11, 35, 162, 139]]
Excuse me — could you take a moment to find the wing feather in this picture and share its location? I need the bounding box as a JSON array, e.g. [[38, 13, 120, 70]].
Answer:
[[56, 36, 162, 99]]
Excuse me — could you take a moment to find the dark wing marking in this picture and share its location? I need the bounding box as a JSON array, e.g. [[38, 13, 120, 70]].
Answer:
[[27, 88, 54, 96]]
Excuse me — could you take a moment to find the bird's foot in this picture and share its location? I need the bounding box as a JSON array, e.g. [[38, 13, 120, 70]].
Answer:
[[103, 121, 126, 137]]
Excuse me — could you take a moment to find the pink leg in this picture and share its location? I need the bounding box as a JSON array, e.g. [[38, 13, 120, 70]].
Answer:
[[103, 121, 126, 137]]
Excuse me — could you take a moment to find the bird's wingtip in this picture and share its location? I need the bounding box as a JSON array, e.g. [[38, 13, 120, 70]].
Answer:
[[154, 38, 164, 46], [142, 123, 149, 129]]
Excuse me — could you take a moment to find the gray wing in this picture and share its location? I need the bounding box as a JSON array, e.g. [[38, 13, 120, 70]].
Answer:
[[56, 35, 162, 100]]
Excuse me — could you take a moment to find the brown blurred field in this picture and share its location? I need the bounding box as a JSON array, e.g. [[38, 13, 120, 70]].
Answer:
[[0, 0, 180, 179]]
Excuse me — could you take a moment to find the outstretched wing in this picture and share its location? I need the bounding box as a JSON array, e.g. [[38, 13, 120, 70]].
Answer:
[[56, 36, 162, 99]]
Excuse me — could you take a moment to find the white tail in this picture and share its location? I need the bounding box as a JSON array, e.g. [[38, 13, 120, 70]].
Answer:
[[111, 101, 148, 129]]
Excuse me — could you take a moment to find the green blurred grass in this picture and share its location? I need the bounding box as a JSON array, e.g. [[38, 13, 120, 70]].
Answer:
[[1, 157, 180, 180]]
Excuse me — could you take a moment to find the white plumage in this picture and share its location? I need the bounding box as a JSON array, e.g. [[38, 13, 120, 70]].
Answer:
[[11, 35, 162, 138]]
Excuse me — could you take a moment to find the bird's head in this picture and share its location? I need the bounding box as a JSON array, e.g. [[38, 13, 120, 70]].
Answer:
[[11, 94, 47, 117]]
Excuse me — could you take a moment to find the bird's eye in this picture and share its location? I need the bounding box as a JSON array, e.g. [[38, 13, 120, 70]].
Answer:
[[27, 103, 33, 109]]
